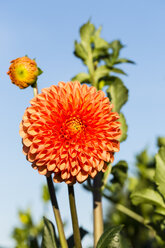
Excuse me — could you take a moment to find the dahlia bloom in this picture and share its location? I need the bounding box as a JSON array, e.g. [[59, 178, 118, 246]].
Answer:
[[20, 81, 121, 184], [7, 56, 40, 89]]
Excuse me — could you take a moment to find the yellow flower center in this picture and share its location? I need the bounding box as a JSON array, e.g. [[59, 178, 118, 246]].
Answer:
[[61, 117, 85, 138], [15, 65, 28, 81], [66, 117, 84, 133]]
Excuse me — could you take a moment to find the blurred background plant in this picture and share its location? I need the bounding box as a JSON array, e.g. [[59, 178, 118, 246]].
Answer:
[[104, 136, 165, 248], [12, 185, 50, 248]]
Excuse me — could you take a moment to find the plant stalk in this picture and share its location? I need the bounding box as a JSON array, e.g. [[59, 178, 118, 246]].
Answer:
[[47, 176, 68, 248], [116, 203, 156, 233], [116, 203, 145, 225], [93, 173, 104, 248], [68, 185, 82, 248], [32, 83, 68, 248]]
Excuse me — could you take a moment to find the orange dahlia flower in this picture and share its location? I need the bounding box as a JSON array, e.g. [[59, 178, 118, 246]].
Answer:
[[7, 56, 40, 89], [20, 81, 121, 184]]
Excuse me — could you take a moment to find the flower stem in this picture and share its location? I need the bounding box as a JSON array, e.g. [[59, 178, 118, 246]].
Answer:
[[93, 173, 104, 248], [68, 185, 82, 248], [33, 85, 38, 96], [32, 81, 38, 95], [47, 176, 68, 248], [32, 83, 68, 248]]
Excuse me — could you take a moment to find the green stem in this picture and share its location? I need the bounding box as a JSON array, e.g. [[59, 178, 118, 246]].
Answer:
[[33, 86, 38, 96], [93, 173, 104, 248], [116, 203, 145, 225], [116, 203, 155, 232], [103, 193, 149, 226], [47, 176, 68, 248], [31, 81, 38, 96], [32, 83, 68, 248], [68, 185, 82, 248]]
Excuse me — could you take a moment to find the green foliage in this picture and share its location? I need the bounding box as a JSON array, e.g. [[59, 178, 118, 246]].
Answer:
[[106, 77, 128, 113], [12, 184, 51, 248], [106, 76, 128, 143], [12, 209, 43, 248], [118, 114, 128, 142], [108, 160, 128, 200], [42, 185, 50, 203], [41, 217, 88, 248], [41, 217, 57, 248], [96, 225, 123, 248], [103, 160, 128, 204], [74, 21, 132, 201], [157, 137, 165, 148], [73, 20, 132, 84], [73, 21, 133, 85], [131, 188, 165, 209], [104, 137, 165, 248], [72, 72, 90, 84], [155, 146, 165, 198], [73, 21, 132, 145], [38, 67, 43, 76], [130, 142, 165, 214]]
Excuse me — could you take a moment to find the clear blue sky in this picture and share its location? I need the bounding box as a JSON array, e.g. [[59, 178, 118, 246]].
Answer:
[[0, 0, 165, 247]]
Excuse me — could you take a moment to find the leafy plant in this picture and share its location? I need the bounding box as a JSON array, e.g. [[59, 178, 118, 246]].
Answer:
[[12, 209, 43, 248], [73, 21, 133, 144], [104, 137, 165, 248], [12, 185, 50, 248]]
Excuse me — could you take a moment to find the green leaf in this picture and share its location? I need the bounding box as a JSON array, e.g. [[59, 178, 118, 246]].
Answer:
[[94, 37, 109, 49], [119, 113, 128, 142], [74, 41, 87, 61], [93, 48, 109, 61], [114, 58, 135, 65], [109, 67, 127, 76], [106, 77, 128, 112], [72, 72, 90, 83], [136, 149, 151, 166], [105, 40, 125, 66], [109, 40, 124, 62], [109, 40, 124, 50], [119, 236, 132, 248], [128, 177, 139, 191], [93, 26, 109, 49], [19, 209, 32, 226], [157, 137, 165, 148], [96, 225, 123, 248], [138, 167, 155, 181], [155, 207, 165, 216], [131, 188, 165, 209], [42, 185, 50, 203], [38, 67, 43, 76], [109, 160, 128, 194], [111, 160, 128, 186], [155, 147, 165, 198], [41, 217, 57, 248], [94, 65, 110, 82], [80, 21, 95, 45]]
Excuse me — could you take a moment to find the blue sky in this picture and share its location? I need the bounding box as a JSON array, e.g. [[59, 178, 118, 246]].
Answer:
[[0, 0, 165, 247]]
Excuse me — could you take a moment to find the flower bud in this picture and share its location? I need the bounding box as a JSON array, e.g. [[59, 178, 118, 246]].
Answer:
[[7, 56, 42, 89]]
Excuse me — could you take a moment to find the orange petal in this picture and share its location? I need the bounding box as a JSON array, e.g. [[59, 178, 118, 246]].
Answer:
[[76, 170, 88, 183]]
